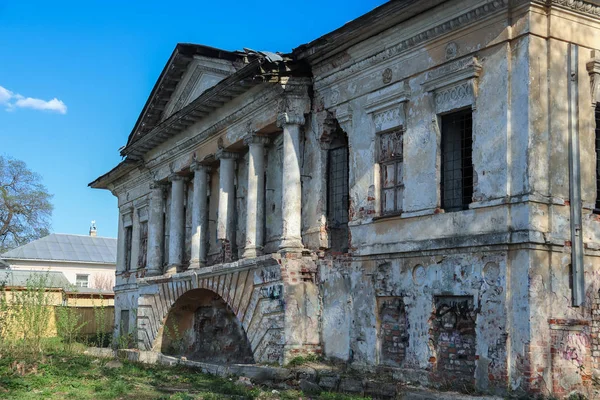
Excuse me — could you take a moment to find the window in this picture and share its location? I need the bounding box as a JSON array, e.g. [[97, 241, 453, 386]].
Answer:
[[441, 110, 473, 212], [595, 105, 600, 211], [76, 274, 89, 288], [137, 221, 148, 268], [124, 226, 133, 271], [327, 139, 349, 252], [379, 129, 404, 215]]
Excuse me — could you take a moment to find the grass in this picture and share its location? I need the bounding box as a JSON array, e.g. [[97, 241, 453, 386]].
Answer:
[[0, 346, 371, 399]]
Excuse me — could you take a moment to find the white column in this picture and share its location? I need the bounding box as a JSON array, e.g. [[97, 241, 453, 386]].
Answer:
[[278, 112, 305, 251], [190, 162, 210, 269], [167, 174, 185, 274], [216, 150, 238, 262], [146, 182, 165, 276], [243, 134, 270, 258]]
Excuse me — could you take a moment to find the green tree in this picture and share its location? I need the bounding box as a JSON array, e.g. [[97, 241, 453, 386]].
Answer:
[[0, 156, 53, 253]]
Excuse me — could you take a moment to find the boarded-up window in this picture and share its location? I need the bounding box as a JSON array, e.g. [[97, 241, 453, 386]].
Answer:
[[379, 129, 404, 215], [137, 221, 148, 268], [432, 296, 476, 383], [378, 297, 409, 367]]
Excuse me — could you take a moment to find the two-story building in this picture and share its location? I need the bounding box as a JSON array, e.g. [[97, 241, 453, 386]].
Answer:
[[90, 0, 600, 396]]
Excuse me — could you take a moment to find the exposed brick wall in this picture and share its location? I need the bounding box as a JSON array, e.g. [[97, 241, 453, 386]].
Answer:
[[378, 297, 409, 367], [549, 319, 591, 397], [189, 296, 254, 364], [592, 290, 600, 372], [431, 296, 477, 386]]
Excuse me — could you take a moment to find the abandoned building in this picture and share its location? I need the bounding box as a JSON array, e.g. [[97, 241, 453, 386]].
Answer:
[[90, 0, 600, 396]]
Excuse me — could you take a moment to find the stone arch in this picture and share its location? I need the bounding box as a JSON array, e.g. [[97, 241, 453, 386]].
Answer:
[[161, 288, 254, 363], [136, 261, 287, 364]]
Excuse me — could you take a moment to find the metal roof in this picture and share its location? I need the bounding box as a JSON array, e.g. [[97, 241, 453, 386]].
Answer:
[[1, 233, 117, 265], [0, 270, 71, 289]]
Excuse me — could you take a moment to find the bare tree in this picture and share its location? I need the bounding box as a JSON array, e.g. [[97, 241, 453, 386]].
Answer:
[[0, 156, 53, 253], [91, 273, 115, 291]]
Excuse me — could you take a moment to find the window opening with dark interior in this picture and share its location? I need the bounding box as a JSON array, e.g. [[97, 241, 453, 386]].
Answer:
[[441, 109, 473, 212]]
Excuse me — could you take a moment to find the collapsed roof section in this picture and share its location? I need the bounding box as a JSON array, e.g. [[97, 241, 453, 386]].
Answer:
[[121, 44, 310, 162]]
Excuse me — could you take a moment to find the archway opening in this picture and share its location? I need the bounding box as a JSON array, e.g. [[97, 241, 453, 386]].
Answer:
[[161, 288, 254, 364]]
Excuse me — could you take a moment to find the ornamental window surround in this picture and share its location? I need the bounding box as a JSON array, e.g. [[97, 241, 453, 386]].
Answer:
[[422, 55, 481, 212], [364, 80, 410, 217]]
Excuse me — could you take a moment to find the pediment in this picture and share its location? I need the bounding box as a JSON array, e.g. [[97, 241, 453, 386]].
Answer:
[[161, 56, 238, 120]]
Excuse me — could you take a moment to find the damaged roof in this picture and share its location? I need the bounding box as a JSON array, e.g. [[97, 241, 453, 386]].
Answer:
[[121, 46, 309, 161]]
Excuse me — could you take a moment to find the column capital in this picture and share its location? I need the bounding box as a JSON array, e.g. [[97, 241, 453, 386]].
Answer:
[[190, 161, 212, 173], [277, 112, 305, 127], [243, 134, 271, 147], [216, 150, 240, 160], [168, 174, 186, 182], [150, 181, 167, 191]]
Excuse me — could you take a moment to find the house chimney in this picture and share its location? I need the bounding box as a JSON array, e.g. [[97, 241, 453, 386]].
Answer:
[[89, 220, 97, 237]]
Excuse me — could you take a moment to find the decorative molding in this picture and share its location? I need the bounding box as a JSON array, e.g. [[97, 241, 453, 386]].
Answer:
[[216, 150, 240, 160], [382, 68, 393, 84], [423, 56, 481, 114], [365, 80, 410, 132], [314, 0, 508, 88], [434, 81, 474, 109], [145, 84, 283, 170], [121, 207, 133, 228], [550, 0, 600, 18], [190, 161, 212, 172], [333, 103, 353, 132], [422, 56, 482, 92], [171, 64, 233, 114], [169, 174, 186, 182], [277, 112, 305, 127], [587, 52, 600, 105], [445, 42, 458, 60], [243, 134, 271, 146], [137, 204, 149, 223]]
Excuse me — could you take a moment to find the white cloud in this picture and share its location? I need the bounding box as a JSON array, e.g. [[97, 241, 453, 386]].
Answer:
[[0, 85, 67, 114]]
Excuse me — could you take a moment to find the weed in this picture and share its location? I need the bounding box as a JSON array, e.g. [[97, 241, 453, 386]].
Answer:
[[286, 353, 322, 367]]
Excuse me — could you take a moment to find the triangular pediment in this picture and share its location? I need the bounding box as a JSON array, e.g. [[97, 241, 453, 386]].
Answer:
[[126, 44, 245, 147], [161, 56, 238, 120]]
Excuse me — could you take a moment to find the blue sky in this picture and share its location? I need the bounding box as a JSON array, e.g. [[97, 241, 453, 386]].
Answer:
[[0, 0, 386, 239]]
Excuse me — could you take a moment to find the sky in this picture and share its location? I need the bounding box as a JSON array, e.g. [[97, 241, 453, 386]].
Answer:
[[0, 0, 386, 239]]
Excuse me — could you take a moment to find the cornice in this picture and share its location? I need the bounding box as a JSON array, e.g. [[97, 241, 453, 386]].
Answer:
[[144, 84, 283, 170], [549, 0, 600, 18], [313, 0, 509, 89]]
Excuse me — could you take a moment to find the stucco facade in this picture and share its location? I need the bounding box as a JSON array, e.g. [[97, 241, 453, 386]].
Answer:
[[91, 0, 600, 396]]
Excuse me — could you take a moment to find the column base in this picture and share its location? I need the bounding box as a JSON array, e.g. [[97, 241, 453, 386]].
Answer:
[[279, 237, 303, 253], [188, 260, 206, 270], [165, 264, 180, 275], [145, 268, 163, 277], [242, 246, 263, 259]]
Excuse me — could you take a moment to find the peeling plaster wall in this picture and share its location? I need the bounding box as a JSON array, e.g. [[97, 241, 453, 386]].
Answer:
[[320, 252, 507, 390]]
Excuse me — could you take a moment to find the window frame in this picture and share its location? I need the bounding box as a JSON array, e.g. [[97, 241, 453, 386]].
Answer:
[[440, 109, 473, 212], [378, 128, 405, 216], [75, 274, 89, 288]]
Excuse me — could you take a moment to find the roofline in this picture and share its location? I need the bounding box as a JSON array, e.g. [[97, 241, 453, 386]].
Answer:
[[126, 43, 246, 148], [89, 159, 137, 189], [293, 0, 445, 64], [1, 258, 116, 266], [49, 233, 117, 240]]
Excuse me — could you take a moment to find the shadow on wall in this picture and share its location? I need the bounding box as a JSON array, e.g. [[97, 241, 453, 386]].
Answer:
[[161, 288, 254, 364]]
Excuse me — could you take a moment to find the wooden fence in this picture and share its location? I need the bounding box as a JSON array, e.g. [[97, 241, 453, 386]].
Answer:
[[67, 306, 114, 335]]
